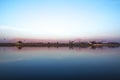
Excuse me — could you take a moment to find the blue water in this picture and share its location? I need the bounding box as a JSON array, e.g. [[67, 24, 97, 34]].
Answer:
[[0, 47, 120, 80]]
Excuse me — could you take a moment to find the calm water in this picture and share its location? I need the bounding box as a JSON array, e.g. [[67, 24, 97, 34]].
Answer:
[[0, 47, 120, 80]]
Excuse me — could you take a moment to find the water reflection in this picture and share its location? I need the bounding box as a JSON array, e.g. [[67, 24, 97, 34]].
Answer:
[[0, 47, 120, 80], [17, 46, 23, 50], [15, 45, 120, 50], [0, 47, 120, 63]]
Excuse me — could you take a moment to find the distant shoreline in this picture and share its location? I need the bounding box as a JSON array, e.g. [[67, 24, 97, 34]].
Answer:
[[0, 41, 120, 48]]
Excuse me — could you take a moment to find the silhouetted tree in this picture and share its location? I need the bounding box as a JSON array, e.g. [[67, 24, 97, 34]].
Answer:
[[16, 41, 23, 46], [90, 41, 96, 44]]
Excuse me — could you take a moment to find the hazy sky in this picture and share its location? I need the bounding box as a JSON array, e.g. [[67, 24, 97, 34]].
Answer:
[[0, 0, 120, 40]]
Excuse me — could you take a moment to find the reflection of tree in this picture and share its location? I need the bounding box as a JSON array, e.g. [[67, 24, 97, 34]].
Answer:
[[91, 46, 96, 49], [17, 46, 22, 50]]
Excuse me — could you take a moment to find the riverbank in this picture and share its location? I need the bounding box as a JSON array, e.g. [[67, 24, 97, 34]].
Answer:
[[0, 42, 120, 48]]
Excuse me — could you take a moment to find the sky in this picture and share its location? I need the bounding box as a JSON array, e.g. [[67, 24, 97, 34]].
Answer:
[[0, 0, 120, 41]]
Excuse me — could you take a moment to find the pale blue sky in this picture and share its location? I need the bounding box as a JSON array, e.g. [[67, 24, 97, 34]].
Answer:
[[0, 0, 120, 40]]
